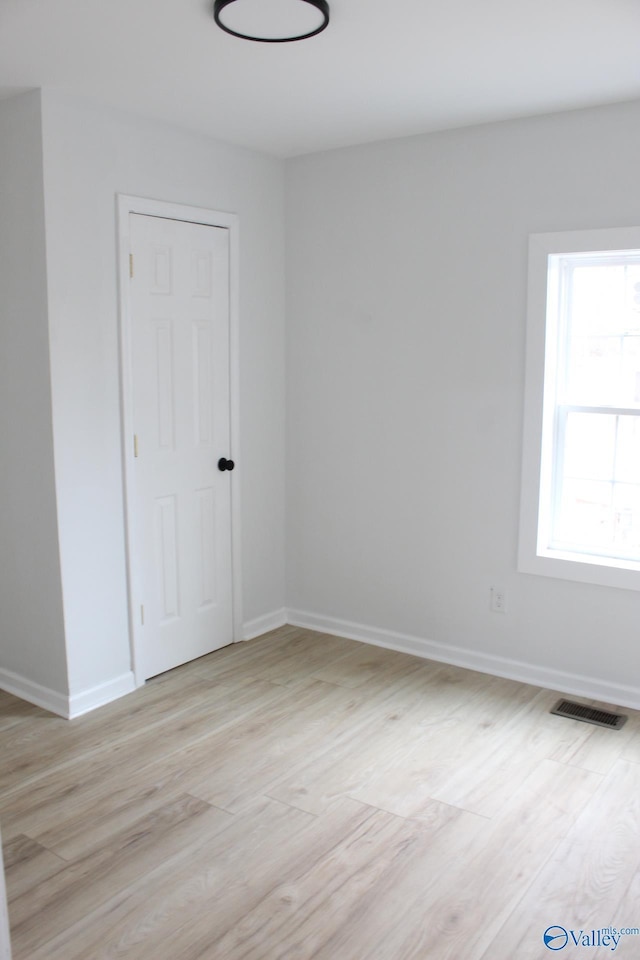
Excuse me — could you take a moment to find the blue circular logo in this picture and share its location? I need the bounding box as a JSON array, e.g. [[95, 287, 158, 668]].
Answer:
[[544, 926, 569, 950]]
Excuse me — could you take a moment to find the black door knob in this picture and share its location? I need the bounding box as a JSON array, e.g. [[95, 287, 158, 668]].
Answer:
[[218, 457, 235, 472]]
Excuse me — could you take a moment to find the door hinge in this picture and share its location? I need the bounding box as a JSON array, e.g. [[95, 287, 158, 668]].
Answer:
[[140, 604, 144, 626], [133, 434, 139, 458], [129, 253, 134, 279]]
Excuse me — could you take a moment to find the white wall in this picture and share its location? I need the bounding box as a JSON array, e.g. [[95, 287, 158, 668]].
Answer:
[[0, 91, 68, 700], [285, 100, 640, 705], [39, 91, 286, 703], [4, 88, 639, 715]]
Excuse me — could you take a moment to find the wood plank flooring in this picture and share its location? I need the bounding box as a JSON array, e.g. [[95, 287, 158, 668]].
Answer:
[[2, 625, 640, 959]]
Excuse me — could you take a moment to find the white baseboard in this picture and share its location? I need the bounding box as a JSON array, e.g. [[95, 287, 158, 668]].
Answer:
[[0, 667, 70, 718], [8, 611, 633, 719], [0, 667, 137, 719], [242, 608, 288, 641], [286, 608, 640, 711], [68, 672, 137, 719]]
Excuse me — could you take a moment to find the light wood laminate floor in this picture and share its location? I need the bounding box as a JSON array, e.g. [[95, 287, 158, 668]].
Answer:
[[2, 626, 640, 959]]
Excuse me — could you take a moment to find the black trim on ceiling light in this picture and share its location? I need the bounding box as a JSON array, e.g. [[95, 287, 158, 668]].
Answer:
[[214, 0, 330, 42]]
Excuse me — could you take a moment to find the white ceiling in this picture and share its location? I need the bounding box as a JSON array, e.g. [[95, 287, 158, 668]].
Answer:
[[1, 0, 639, 158]]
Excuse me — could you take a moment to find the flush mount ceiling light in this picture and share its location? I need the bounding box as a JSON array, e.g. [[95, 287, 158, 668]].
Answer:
[[214, 0, 330, 42]]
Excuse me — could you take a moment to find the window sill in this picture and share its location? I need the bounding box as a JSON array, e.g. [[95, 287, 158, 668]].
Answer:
[[518, 545, 640, 591]]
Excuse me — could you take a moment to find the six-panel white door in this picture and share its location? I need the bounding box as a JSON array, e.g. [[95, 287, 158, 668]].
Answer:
[[130, 213, 233, 680]]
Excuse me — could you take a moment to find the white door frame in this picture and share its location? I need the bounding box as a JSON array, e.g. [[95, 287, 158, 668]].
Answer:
[[117, 194, 242, 688], [0, 827, 10, 960]]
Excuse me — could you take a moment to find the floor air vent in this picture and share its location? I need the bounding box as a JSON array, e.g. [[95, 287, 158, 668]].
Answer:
[[550, 699, 627, 730]]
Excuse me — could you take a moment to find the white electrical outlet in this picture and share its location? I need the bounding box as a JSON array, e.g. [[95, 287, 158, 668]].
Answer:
[[491, 587, 506, 613]]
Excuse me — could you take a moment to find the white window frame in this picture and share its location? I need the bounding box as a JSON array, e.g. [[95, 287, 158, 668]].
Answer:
[[519, 226, 640, 592]]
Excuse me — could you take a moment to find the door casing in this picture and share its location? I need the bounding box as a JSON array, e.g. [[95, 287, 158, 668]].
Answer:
[[117, 195, 242, 687]]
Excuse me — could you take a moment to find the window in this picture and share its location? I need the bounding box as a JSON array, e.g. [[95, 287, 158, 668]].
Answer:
[[519, 227, 640, 591]]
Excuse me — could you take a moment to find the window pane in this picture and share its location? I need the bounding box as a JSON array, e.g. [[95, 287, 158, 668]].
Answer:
[[565, 263, 640, 407], [555, 478, 613, 550], [565, 335, 622, 405], [612, 484, 640, 553], [570, 263, 640, 337], [622, 335, 640, 406], [615, 416, 640, 484], [554, 413, 640, 559], [556, 479, 640, 558], [563, 412, 615, 482]]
